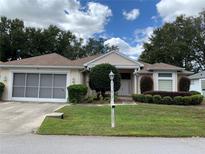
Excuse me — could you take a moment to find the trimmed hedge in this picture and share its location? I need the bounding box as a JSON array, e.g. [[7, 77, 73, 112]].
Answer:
[[173, 96, 183, 105], [143, 91, 192, 98], [144, 94, 153, 103], [132, 93, 203, 105], [132, 94, 145, 102], [190, 90, 201, 95], [162, 96, 173, 105], [153, 95, 162, 104], [0, 82, 5, 99], [67, 84, 88, 103]]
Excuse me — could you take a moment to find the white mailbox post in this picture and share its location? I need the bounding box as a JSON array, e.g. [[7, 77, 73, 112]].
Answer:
[[109, 71, 115, 128]]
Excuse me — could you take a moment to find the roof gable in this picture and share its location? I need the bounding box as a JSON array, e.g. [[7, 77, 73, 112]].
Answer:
[[84, 51, 143, 68]]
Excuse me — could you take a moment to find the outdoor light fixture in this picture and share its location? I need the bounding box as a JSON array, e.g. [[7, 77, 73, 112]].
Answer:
[[109, 71, 115, 128]]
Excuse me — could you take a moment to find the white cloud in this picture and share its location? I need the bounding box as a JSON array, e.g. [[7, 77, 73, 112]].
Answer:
[[156, 0, 205, 22], [123, 9, 140, 21], [104, 27, 154, 58], [104, 37, 141, 58], [134, 27, 154, 44], [0, 0, 112, 38]]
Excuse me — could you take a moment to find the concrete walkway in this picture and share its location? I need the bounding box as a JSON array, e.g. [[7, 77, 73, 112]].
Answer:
[[1, 135, 205, 154]]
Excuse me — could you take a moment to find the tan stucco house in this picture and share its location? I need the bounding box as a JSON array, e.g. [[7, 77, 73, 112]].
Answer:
[[0, 51, 192, 102]]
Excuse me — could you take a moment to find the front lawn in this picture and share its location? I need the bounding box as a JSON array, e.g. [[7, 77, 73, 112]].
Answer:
[[38, 104, 205, 137]]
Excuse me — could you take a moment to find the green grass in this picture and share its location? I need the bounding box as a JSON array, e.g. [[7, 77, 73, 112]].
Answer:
[[38, 103, 205, 137]]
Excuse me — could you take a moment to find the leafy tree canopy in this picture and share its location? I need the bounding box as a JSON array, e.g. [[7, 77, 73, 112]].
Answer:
[[0, 16, 117, 61], [139, 11, 205, 73]]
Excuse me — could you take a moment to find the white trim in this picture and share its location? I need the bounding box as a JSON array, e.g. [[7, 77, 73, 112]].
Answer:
[[84, 51, 144, 67]]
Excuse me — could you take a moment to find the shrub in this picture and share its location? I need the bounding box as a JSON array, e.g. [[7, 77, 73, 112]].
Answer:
[[144, 94, 153, 103], [182, 96, 192, 105], [67, 84, 88, 103], [89, 64, 121, 99], [153, 95, 162, 104], [178, 76, 190, 91], [162, 96, 173, 105], [140, 76, 153, 93], [173, 96, 183, 105], [143, 91, 191, 98], [191, 95, 204, 105], [0, 82, 5, 99], [132, 94, 145, 102], [190, 90, 201, 95], [83, 96, 95, 103]]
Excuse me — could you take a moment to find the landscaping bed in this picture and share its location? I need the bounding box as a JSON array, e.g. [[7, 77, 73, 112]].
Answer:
[[132, 91, 203, 105], [38, 104, 205, 137]]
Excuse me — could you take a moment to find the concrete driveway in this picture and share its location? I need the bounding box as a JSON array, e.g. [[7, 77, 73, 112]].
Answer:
[[0, 102, 64, 135]]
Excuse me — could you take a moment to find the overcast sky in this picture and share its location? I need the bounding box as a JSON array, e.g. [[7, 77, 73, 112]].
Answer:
[[0, 0, 204, 58]]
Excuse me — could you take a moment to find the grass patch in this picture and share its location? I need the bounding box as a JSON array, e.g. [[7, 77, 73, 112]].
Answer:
[[38, 103, 205, 137]]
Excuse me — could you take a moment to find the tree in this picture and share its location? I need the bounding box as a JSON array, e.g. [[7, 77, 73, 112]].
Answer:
[[89, 64, 121, 99], [139, 11, 205, 72], [140, 76, 153, 93], [178, 76, 190, 92], [0, 16, 116, 61]]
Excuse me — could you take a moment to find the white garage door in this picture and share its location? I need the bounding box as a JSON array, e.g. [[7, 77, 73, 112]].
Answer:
[[12, 73, 67, 99]]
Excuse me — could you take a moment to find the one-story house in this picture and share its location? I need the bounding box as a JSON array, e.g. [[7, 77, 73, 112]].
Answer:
[[189, 71, 205, 96], [0, 51, 192, 102]]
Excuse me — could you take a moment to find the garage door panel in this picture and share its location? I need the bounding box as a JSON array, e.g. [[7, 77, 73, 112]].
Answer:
[[40, 74, 52, 87], [13, 73, 26, 86], [53, 88, 66, 98], [26, 74, 39, 86], [54, 75, 66, 87], [25, 87, 38, 97], [13, 87, 25, 97], [39, 88, 52, 98]]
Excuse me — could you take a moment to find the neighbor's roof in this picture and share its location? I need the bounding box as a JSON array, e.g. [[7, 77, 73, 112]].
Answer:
[[189, 71, 205, 79], [1, 53, 74, 67]]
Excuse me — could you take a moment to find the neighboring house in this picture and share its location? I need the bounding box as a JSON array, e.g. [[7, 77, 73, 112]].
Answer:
[[189, 71, 205, 96], [0, 51, 192, 102]]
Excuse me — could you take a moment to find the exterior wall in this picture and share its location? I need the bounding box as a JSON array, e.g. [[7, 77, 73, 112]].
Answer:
[[69, 69, 83, 85], [0, 67, 83, 102], [88, 52, 137, 66], [190, 79, 201, 93], [0, 68, 11, 101]]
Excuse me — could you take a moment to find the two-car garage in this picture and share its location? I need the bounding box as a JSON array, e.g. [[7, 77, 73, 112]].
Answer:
[[12, 73, 67, 102]]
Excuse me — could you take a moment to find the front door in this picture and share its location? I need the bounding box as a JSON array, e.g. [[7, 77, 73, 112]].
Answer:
[[118, 73, 131, 96]]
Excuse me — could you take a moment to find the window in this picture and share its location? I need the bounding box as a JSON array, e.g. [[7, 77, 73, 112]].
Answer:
[[158, 80, 173, 91], [12, 73, 66, 99], [158, 72, 173, 91], [158, 73, 172, 77]]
